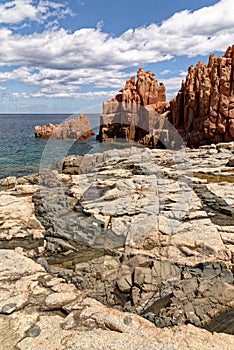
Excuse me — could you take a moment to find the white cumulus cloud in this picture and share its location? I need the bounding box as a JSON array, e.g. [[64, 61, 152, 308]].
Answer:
[[0, 0, 72, 24], [0, 0, 233, 100], [0, 0, 233, 70], [12, 90, 117, 99], [160, 69, 171, 76]]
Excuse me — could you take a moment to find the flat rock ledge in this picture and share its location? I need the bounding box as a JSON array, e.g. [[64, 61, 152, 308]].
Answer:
[[0, 249, 234, 350], [0, 142, 234, 348]]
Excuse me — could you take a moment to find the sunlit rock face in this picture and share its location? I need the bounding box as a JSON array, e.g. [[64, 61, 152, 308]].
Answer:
[[169, 45, 234, 147], [98, 67, 169, 148], [1, 143, 234, 342], [99, 45, 234, 148], [35, 114, 94, 140]]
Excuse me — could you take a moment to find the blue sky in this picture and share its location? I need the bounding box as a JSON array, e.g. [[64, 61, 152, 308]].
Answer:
[[0, 0, 233, 114]]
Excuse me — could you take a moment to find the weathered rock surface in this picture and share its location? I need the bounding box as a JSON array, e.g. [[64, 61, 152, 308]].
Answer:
[[227, 155, 234, 167], [28, 143, 234, 334], [98, 67, 168, 147], [62, 253, 234, 329], [168, 45, 234, 147], [0, 249, 234, 350], [99, 45, 234, 148], [41, 144, 234, 266], [0, 184, 44, 256], [1, 142, 234, 347], [107, 66, 166, 109], [35, 114, 94, 140]]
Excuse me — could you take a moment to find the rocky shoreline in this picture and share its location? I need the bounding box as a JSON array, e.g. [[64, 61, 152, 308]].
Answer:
[[0, 141, 234, 349]]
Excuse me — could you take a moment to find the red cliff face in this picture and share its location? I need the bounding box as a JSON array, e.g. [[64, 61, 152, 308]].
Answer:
[[99, 67, 168, 146], [118, 66, 166, 109], [169, 45, 234, 147], [35, 114, 94, 140], [99, 45, 234, 148]]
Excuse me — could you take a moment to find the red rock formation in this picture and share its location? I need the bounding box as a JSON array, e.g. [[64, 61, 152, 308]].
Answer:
[[98, 67, 168, 146], [99, 45, 234, 148], [169, 45, 234, 147], [105, 66, 166, 112], [35, 114, 94, 140]]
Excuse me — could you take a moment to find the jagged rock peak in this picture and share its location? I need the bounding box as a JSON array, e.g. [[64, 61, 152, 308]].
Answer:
[[99, 45, 234, 148], [109, 66, 166, 108], [169, 44, 234, 147], [98, 67, 169, 147]]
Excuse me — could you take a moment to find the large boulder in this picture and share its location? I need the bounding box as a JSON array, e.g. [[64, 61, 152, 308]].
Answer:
[[35, 114, 94, 140]]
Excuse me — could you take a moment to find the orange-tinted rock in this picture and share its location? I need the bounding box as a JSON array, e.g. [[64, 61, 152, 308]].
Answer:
[[98, 67, 167, 146], [116, 66, 166, 111], [35, 114, 94, 140], [168, 45, 234, 147], [99, 45, 234, 148]]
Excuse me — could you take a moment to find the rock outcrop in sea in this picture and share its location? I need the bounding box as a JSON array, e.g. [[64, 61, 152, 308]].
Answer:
[[35, 114, 94, 140], [1, 142, 234, 348], [98, 45, 234, 148]]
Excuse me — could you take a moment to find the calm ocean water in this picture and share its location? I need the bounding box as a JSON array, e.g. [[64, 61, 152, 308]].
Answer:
[[0, 114, 102, 179]]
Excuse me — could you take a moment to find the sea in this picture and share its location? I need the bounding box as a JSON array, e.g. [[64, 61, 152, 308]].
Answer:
[[0, 114, 105, 179]]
